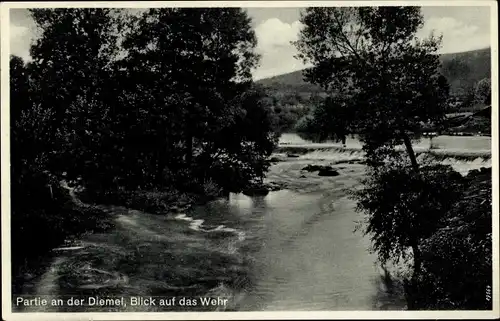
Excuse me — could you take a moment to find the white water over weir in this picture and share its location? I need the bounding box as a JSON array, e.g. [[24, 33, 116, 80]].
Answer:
[[278, 133, 491, 175]]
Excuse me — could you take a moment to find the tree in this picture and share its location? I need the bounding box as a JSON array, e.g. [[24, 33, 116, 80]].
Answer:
[[10, 54, 109, 277], [10, 10, 124, 273], [10, 55, 56, 206], [296, 94, 352, 144], [295, 7, 450, 171], [353, 163, 465, 307], [10, 7, 277, 296], [117, 8, 272, 192], [295, 7, 455, 308], [10, 56, 42, 183], [462, 85, 477, 109], [28, 8, 121, 190], [418, 168, 492, 309], [201, 84, 279, 190], [475, 78, 491, 105], [10, 56, 31, 126]]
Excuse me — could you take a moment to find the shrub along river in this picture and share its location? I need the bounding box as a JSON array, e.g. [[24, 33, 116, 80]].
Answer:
[[13, 134, 491, 312]]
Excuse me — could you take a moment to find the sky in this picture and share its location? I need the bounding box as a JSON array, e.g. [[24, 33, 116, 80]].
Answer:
[[9, 6, 492, 80]]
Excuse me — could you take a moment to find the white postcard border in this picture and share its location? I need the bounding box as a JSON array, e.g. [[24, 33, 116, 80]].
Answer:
[[1, 1, 498, 320]]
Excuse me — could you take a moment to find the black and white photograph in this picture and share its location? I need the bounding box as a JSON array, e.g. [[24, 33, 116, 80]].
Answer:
[[1, 1, 498, 319]]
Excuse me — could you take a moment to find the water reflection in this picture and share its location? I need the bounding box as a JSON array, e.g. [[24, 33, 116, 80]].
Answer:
[[227, 193, 253, 212], [223, 186, 407, 311], [249, 195, 267, 209]]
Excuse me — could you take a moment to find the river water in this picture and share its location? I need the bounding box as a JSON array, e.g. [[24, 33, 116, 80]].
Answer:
[[13, 134, 492, 312]]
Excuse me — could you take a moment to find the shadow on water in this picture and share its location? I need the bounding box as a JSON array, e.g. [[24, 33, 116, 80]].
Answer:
[[369, 266, 408, 310]]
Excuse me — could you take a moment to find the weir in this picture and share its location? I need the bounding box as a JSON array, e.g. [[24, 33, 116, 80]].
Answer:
[[277, 134, 491, 160], [276, 145, 491, 161]]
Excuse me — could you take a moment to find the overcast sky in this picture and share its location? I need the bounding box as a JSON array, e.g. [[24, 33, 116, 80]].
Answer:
[[9, 6, 492, 80]]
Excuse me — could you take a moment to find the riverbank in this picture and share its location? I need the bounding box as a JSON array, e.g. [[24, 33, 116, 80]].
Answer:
[[12, 175, 246, 310], [11, 133, 492, 312], [77, 187, 196, 216], [13, 197, 250, 312], [13, 155, 409, 312]]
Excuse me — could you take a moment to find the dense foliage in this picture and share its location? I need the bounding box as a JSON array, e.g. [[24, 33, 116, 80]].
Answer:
[[295, 6, 492, 310], [11, 8, 277, 278], [295, 95, 351, 143], [417, 168, 492, 310], [475, 78, 491, 105], [354, 163, 464, 268], [354, 163, 492, 310]]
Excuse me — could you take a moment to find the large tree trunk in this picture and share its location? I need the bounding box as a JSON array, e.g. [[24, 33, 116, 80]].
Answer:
[[402, 132, 419, 172], [411, 243, 422, 279], [404, 279, 416, 310], [407, 241, 422, 310]]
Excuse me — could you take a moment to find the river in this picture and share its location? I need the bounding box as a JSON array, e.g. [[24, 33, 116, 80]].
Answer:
[[12, 134, 491, 312]]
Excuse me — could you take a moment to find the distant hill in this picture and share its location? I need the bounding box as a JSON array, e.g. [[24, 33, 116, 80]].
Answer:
[[440, 48, 491, 95], [257, 47, 491, 97]]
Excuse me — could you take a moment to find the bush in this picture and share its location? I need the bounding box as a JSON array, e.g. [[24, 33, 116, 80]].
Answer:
[[353, 163, 465, 267], [416, 168, 492, 309], [202, 179, 223, 199], [83, 188, 194, 214], [354, 162, 492, 310], [352, 162, 468, 309]]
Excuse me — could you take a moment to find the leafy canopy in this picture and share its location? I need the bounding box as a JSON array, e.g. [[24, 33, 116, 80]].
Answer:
[[353, 163, 464, 266], [294, 7, 450, 156], [117, 8, 275, 191]]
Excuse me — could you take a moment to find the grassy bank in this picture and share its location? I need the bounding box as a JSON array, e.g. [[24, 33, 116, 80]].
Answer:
[[13, 191, 250, 312], [12, 171, 234, 298]]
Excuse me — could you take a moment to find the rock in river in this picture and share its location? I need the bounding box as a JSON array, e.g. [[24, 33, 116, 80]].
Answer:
[[269, 156, 282, 163], [302, 164, 333, 172], [318, 168, 340, 177]]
